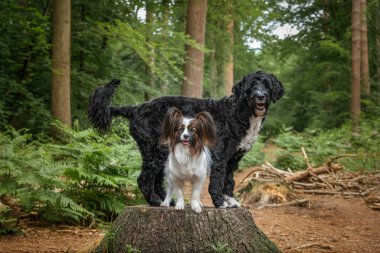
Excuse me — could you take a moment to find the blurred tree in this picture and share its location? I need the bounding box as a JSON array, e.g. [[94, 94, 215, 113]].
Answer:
[[360, 0, 370, 95], [352, 0, 361, 136], [145, 0, 155, 91], [182, 0, 208, 98], [223, 0, 234, 96], [159, 0, 170, 95], [376, 0, 380, 101], [0, 1, 52, 132], [51, 0, 71, 131], [0, 0, 378, 136]]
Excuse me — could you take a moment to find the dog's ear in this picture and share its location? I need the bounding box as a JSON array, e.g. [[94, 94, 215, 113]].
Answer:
[[195, 111, 216, 148], [160, 107, 183, 145], [232, 75, 248, 101], [265, 74, 285, 103]]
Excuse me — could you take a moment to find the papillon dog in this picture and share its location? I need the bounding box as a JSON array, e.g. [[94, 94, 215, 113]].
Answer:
[[160, 107, 216, 213]]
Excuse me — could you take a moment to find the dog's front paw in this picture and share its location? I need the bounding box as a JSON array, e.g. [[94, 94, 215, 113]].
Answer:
[[148, 195, 164, 206], [224, 195, 241, 208], [217, 201, 230, 209], [191, 200, 202, 213], [160, 200, 170, 207], [175, 201, 185, 210]]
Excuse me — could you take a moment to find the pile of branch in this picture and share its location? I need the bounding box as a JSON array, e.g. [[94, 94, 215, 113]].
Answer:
[[240, 148, 380, 203]]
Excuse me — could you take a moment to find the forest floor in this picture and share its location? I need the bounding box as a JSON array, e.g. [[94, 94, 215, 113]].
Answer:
[[0, 168, 379, 253]]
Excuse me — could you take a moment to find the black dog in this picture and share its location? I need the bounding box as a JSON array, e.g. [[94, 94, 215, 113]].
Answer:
[[88, 71, 284, 208]]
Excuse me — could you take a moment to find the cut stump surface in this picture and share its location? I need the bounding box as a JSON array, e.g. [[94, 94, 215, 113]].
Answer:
[[84, 205, 280, 253]]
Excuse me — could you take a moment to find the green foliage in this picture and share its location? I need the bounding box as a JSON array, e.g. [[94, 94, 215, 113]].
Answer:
[[0, 2, 52, 132], [239, 138, 265, 169], [0, 122, 143, 226], [270, 118, 380, 171], [210, 242, 232, 253], [273, 152, 305, 171], [0, 204, 18, 234]]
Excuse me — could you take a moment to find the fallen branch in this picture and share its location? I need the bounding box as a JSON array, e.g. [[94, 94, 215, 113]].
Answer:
[[284, 164, 343, 182], [301, 147, 313, 170], [301, 147, 335, 191], [240, 167, 265, 183], [326, 154, 357, 166], [257, 199, 310, 210], [294, 189, 370, 196], [293, 243, 334, 250], [291, 181, 326, 188], [262, 162, 293, 178]]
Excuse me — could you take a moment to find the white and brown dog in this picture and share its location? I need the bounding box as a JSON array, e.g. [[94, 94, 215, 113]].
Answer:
[[160, 107, 216, 213]]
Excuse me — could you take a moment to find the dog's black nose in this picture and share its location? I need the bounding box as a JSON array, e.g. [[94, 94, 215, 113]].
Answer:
[[183, 134, 189, 139], [257, 95, 265, 101]]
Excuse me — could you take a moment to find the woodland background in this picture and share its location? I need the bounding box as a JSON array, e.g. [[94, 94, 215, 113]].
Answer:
[[0, 0, 379, 228]]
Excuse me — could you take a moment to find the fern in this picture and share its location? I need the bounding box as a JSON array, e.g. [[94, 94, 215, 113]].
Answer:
[[270, 118, 380, 171], [0, 122, 143, 227]]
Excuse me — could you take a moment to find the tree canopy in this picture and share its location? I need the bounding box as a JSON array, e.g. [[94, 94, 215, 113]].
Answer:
[[0, 0, 379, 134]]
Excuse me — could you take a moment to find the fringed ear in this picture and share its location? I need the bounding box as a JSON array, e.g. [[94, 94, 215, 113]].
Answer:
[[195, 111, 217, 148], [232, 75, 246, 99], [266, 74, 285, 103], [160, 107, 183, 145]]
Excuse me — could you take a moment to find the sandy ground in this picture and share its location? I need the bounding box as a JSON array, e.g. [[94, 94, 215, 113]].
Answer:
[[0, 168, 379, 253]]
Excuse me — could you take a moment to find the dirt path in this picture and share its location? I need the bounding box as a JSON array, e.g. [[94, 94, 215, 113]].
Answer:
[[0, 168, 379, 252], [236, 168, 380, 253]]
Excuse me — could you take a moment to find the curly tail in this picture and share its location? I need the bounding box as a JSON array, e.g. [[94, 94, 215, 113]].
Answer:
[[87, 79, 134, 132]]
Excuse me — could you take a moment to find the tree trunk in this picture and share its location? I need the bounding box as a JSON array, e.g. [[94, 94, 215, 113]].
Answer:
[[223, 0, 234, 96], [146, 1, 155, 90], [360, 0, 370, 95], [182, 0, 207, 98], [351, 0, 361, 136], [83, 206, 280, 253], [210, 45, 218, 98], [376, 0, 380, 104], [160, 0, 170, 95], [51, 0, 72, 130]]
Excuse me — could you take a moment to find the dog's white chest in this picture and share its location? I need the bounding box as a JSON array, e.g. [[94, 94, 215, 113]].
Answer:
[[238, 116, 262, 152], [167, 146, 211, 180]]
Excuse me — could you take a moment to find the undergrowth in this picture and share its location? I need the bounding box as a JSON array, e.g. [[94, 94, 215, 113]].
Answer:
[[1, 117, 378, 231], [0, 121, 143, 229], [271, 118, 380, 171], [240, 137, 265, 169]]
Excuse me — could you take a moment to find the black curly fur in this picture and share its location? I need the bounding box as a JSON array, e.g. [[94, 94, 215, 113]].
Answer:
[[87, 71, 284, 207]]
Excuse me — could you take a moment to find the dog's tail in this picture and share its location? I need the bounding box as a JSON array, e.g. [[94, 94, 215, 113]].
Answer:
[[87, 79, 134, 132]]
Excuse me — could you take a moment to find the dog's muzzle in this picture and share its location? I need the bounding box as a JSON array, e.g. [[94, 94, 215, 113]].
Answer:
[[255, 95, 267, 109]]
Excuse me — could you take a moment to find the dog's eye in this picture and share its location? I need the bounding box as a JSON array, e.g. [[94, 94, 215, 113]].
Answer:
[[177, 127, 184, 132], [190, 128, 197, 133]]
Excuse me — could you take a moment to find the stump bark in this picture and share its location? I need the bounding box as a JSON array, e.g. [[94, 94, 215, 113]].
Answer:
[[86, 206, 280, 253]]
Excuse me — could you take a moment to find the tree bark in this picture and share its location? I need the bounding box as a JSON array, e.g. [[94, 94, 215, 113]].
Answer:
[[85, 206, 280, 253], [223, 0, 234, 96], [376, 0, 380, 104], [160, 0, 170, 95], [51, 0, 72, 130], [182, 0, 207, 98], [360, 0, 370, 95], [146, 1, 155, 90], [351, 0, 361, 136], [210, 45, 218, 98]]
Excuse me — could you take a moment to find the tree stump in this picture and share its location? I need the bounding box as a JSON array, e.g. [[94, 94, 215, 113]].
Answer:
[[85, 206, 280, 253]]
